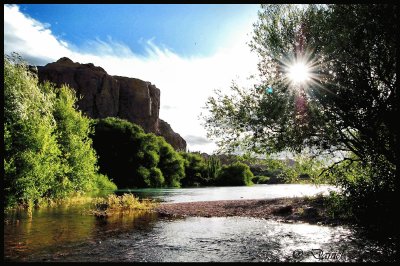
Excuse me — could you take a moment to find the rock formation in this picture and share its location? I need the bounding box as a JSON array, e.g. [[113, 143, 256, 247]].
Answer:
[[37, 57, 186, 150]]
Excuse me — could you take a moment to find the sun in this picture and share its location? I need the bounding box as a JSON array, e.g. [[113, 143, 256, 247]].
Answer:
[[287, 62, 311, 85], [279, 51, 320, 90]]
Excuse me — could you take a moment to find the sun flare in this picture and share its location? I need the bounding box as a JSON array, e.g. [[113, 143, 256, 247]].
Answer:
[[280, 53, 320, 90], [287, 62, 311, 84]]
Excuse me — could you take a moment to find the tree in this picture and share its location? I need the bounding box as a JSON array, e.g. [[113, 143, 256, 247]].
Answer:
[[90, 117, 148, 188], [90, 117, 185, 188], [216, 162, 254, 186], [4, 54, 116, 209], [205, 155, 221, 185], [47, 83, 112, 196], [204, 4, 398, 183], [4, 54, 61, 208], [157, 136, 185, 187], [180, 152, 207, 187], [203, 4, 398, 229]]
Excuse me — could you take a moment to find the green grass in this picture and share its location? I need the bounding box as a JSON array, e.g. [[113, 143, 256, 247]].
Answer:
[[4, 193, 157, 219], [90, 194, 158, 217]]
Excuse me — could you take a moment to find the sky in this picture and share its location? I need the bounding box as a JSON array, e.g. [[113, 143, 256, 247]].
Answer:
[[4, 4, 261, 154]]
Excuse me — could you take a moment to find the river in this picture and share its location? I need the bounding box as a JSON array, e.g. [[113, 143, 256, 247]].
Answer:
[[4, 184, 396, 262]]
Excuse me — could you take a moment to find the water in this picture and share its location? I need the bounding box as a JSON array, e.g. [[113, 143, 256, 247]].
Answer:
[[4, 184, 395, 262], [116, 184, 338, 203]]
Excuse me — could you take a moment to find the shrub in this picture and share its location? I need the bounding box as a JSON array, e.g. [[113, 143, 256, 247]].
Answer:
[[180, 152, 207, 187], [216, 162, 254, 186], [91, 193, 157, 217], [93, 174, 118, 194], [156, 136, 185, 187], [252, 175, 270, 184], [206, 155, 221, 184], [91, 117, 185, 188]]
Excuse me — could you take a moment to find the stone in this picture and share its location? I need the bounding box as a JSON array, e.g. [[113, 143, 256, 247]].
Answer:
[[158, 119, 187, 151], [37, 57, 186, 150]]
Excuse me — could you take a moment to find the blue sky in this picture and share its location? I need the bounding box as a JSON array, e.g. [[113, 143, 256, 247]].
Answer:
[[17, 4, 259, 58], [4, 4, 261, 153]]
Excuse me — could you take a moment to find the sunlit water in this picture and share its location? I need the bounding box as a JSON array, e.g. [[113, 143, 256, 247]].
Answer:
[[4, 185, 395, 262], [116, 184, 338, 203]]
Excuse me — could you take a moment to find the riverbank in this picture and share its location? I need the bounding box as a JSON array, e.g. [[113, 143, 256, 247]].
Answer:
[[156, 196, 347, 225]]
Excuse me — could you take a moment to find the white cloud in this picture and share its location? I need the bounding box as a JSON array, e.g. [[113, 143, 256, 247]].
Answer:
[[4, 4, 259, 154], [4, 4, 72, 65]]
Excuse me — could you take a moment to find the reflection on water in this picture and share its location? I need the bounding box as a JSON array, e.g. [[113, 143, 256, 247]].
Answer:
[[117, 184, 338, 203], [4, 185, 395, 262], [4, 204, 158, 262], [5, 213, 395, 262]]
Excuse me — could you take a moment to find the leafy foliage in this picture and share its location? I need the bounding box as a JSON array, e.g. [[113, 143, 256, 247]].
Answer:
[[206, 155, 222, 184], [91, 193, 156, 217], [203, 4, 398, 229], [180, 152, 207, 187], [49, 84, 112, 196], [179, 153, 224, 187], [4, 54, 116, 209], [156, 136, 185, 187], [90, 117, 185, 188], [204, 4, 398, 170], [4, 54, 61, 208], [216, 162, 254, 186], [252, 175, 270, 184]]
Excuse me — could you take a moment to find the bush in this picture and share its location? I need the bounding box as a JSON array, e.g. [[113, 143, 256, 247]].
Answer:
[[90, 117, 185, 188], [180, 152, 207, 187], [157, 137, 185, 187], [252, 175, 270, 184], [91, 117, 148, 188], [91, 194, 157, 217], [322, 158, 397, 235], [206, 155, 221, 184], [216, 162, 254, 186], [93, 174, 118, 193], [324, 191, 352, 220]]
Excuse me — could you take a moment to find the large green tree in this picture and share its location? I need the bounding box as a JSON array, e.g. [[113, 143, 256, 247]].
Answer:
[[91, 117, 185, 188], [90, 117, 149, 188], [216, 162, 254, 186], [203, 4, 398, 227], [46, 84, 114, 196], [156, 136, 185, 187], [4, 55, 61, 208], [204, 4, 398, 182], [179, 152, 207, 187], [4, 54, 116, 209]]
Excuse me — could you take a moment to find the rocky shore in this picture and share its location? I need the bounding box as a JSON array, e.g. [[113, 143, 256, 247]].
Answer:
[[155, 196, 345, 225]]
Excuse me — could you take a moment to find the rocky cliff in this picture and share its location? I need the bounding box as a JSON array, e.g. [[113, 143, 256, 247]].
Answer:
[[37, 57, 186, 150]]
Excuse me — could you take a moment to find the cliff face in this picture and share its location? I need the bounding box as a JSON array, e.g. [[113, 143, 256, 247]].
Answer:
[[37, 57, 186, 150]]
